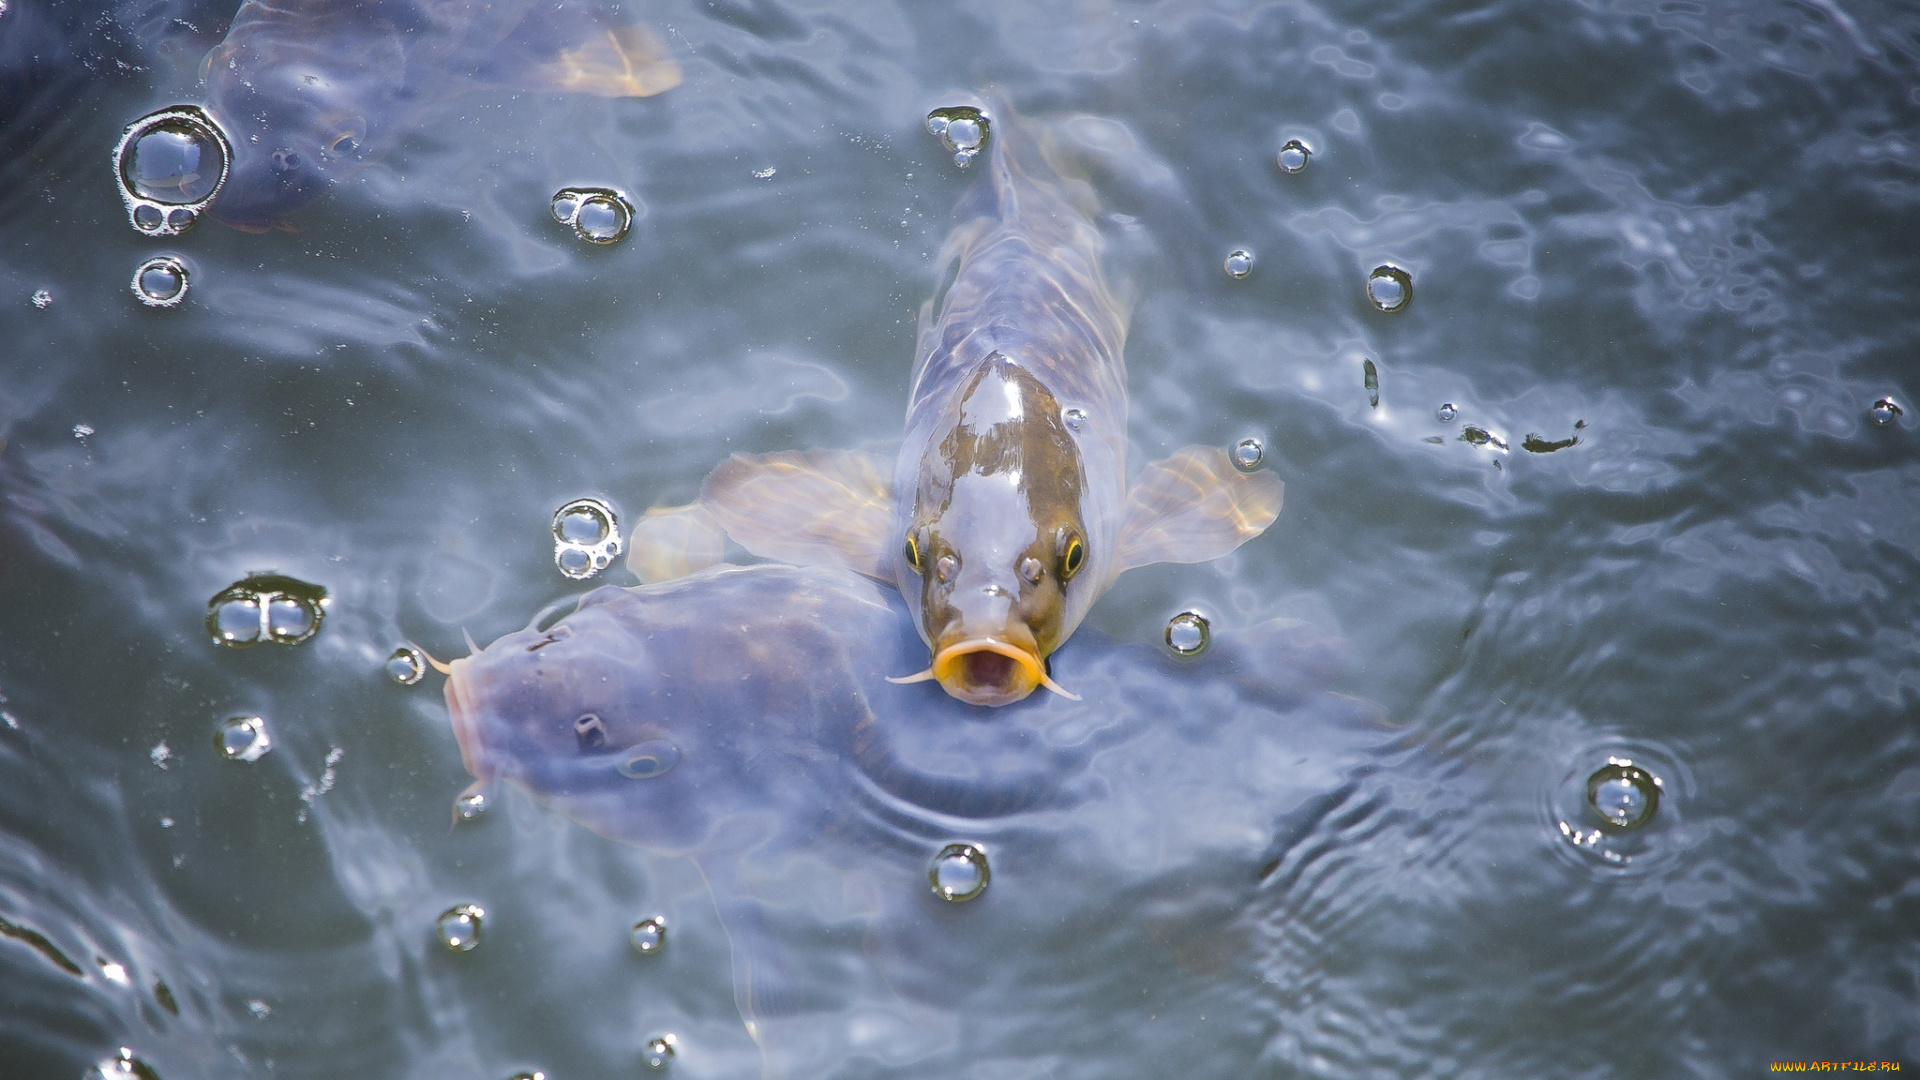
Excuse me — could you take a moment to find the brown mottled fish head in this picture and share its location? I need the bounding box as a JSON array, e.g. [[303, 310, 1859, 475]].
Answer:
[[901, 353, 1093, 707]]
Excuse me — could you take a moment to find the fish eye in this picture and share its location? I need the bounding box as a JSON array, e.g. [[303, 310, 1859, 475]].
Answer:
[[616, 740, 680, 780], [904, 532, 923, 573], [329, 133, 359, 156], [573, 713, 609, 752], [1058, 529, 1086, 580]]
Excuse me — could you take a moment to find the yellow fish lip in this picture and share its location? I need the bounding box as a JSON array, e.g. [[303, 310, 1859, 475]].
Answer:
[[930, 638, 1045, 707], [441, 656, 493, 782]]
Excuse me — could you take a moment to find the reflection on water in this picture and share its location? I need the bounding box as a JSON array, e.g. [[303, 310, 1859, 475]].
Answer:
[[2, 0, 1919, 1075]]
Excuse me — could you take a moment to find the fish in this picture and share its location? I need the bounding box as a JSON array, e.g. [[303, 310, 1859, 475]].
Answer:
[[197, 0, 679, 229], [443, 561, 1390, 1079], [694, 98, 1283, 706]]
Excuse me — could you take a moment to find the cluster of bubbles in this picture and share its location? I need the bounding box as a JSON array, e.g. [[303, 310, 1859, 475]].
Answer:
[[132, 256, 190, 308], [926, 106, 989, 167], [31, 289, 51, 310], [630, 916, 668, 955], [1164, 611, 1211, 656], [553, 497, 623, 579], [215, 715, 272, 763], [928, 843, 990, 902], [1366, 265, 1413, 313], [114, 107, 230, 237], [1223, 249, 1255, 280], [1276, 138, 1313, 174], [436, 904, 485, 952], [206, 574, 329, 647], [550, 188, 635, 245]]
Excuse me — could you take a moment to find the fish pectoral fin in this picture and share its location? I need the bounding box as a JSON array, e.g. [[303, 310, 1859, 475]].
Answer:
[[1112, 445, 1283, 574], [627, 502, 728, 584], [700, 450, 895, 580], [487, 8, 681, 99]]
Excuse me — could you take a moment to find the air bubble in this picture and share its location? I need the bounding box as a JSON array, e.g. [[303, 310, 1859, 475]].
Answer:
[[1436, 402, 1457, 422], [1164, 611, 1210, 656], [1231, 438, 1265, 471], [644, 1036, 677, 1069], [387, 646, 427, 685], [927, 105, 990, 167], [215, 716, 271, 763], [1365, 265, 1412, 313], [1223, 249, 1255, 279], [1062, 407, 1087, 431], [30, 289, 51, 309], [553, 497, 622, 580], [1276, 138, 1313, 174], [206, 574, 328, 647], [549, 187, 633, 245], [454, 789, 488, 821], [132, 256, 189, 308], [114, 106, 231, 236], [929, 842, 989, 903], [509, 1073, 548, 1080], [92, 1048, 163, 1080], [630, 916, 667, 955], [1586, 762, 1660, 829], [436, 904, 484, 952], [1869, 397, 1903, 426]]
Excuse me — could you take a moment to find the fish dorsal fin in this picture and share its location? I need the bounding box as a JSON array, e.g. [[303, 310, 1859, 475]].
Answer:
[[700, 450, 895, 580], [1112, 446, 1283, 575], [484, 12, 681, 99], [626, 502, 728, 584]]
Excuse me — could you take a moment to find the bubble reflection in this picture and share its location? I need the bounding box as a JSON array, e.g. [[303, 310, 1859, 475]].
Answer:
[[1276, 138, 1313, 174], [550, 187, 634, 245], [1223, 249, 1255, 279], [553, 498, 622, 580], [927, 105, 990, 167], [215, 716, 271, 763], [644, 1035, 676, 1069], [1548, 745, 1688, 871], [1868, 397, 1903, 426], [131, 256, 189, 308], [630, 916, 667, 955], [206, 574, 328, 647], [436, 904, 484, 952], [113, 106, 231, 236], [929, 842, 989, 902], [1232, 437, 1265, 471], [1366, 265, 1413, 313], [386, 646, 427, 685]]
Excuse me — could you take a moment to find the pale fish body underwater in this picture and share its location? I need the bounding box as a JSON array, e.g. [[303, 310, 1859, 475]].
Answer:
[[199, 0, 678, 229], [444, 562, 1389, 1079], [690, 98, 1284, 706]]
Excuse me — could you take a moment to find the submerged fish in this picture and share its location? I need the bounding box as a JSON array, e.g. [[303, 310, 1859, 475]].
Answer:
[[444, 562, 1384, 1079], [198, 0, 679, 228], [696, 98, 1283, 706]]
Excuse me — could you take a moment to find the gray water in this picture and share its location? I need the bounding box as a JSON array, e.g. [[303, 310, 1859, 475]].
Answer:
[[3, 0, 1918, 1077]]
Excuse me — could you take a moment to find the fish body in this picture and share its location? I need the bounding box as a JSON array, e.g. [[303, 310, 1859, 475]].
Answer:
[[445, 563, 1382, 1079], [199, 0, 678, 228], [699, 100, 1282, 705]]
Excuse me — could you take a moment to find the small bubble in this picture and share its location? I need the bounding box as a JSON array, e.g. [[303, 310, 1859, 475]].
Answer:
[[1276, 138, 1313, 174], [1869, 397, 1903, 426], [454, 789, 488, 821], [929, 842, 989, 903], [73, 423, 94, 439], [1232, 437, 1265, 470], [132, 256, 189, 308], [630, 916, 667, 955], [215, 716, 271, 763], [386, 646, 427, 685], [509, 1073, 548, 1080], [114, 106, 231, 235], [1586, 761, 1660, 830], [246, 999, 271, 1019], [92, 1048, 163, 1080], [752, 166, 776, 179], [1164, 611, 1210, 655], [1365, 265, 1412, 313], [1062, 407, 1087, 431], [264, 596, 315, 642], [436, 904, 484, 952], [1223, 249, 1255, 279], [1363, 358, 1380, 407], [1436, 402, 1457, 422], [927, 105, 990, 167], [644, 1036, 677, 1069], [209, 594, 262, 646], [553, 497, 622, 580], [30, 289, 51, 309], [149, 742, 172, 769], [550, 188, 633, 245]]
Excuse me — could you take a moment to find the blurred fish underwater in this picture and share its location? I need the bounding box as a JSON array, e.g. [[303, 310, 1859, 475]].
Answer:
[[2, 0, 1919, 1077]]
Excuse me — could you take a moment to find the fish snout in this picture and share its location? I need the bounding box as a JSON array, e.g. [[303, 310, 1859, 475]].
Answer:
[[442, 658, 495, 782]]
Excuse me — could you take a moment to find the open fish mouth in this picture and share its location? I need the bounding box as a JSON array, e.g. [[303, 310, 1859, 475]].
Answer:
[[923, 637, 1086, 707]]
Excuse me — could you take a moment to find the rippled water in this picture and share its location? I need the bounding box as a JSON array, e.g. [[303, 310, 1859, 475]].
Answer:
[[3, 0, 1919, 1076]]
